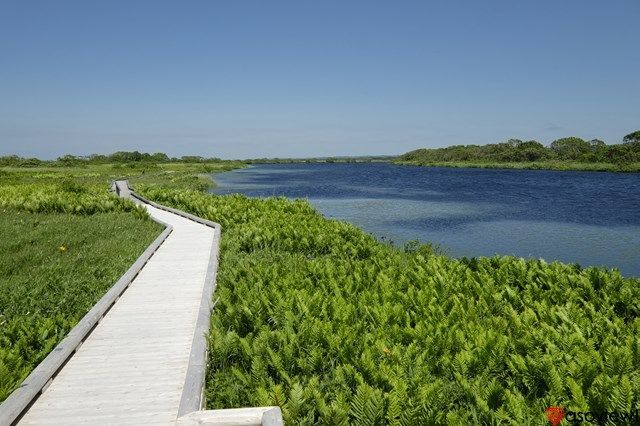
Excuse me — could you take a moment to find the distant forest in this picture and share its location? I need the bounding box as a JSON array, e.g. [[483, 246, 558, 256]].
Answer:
[[0, 151, 226, 167], [0, 152, 394, 167], [397, 130, 640, 168]]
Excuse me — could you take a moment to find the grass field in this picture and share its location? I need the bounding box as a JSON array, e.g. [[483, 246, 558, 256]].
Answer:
[[0, 209, 162, 401]]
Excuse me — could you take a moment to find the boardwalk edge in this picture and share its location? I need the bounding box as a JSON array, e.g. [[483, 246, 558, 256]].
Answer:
[[0, 184, 173, 425]]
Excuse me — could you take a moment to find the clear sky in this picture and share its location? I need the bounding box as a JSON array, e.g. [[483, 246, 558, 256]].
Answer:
[[1, 1, 638, 159]]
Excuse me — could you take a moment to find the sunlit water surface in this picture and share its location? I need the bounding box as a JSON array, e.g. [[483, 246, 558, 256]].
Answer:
[[211, 163, 640, 276]]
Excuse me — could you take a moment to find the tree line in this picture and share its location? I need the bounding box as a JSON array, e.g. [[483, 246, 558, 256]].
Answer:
[[398, 130, 640, 166], [0, 151, 224, 167], [3, 130, 640, 168]]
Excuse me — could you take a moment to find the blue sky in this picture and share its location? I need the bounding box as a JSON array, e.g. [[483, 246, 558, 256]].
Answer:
[[1, 1, 638, 159]]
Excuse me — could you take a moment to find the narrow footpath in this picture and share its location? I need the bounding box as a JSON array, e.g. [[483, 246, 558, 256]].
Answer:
[[18, 185, 216, 424]]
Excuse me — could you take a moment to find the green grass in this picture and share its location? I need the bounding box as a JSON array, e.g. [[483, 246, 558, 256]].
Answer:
[[141, 188, 640, 424], [0, 209, 162, 401]]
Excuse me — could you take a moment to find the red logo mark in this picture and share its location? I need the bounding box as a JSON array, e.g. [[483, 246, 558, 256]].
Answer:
[[546, 406, 565, 426]]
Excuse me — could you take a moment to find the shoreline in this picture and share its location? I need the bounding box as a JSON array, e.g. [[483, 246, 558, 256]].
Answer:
[[394, 160, 640, 173]]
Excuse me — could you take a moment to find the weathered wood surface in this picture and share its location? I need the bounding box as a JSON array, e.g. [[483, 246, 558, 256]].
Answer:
[[176, 407, 283, 426], [18, 199, 216, 425]]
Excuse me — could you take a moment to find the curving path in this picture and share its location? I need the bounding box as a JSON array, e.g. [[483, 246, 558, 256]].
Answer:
[[18, 183, 217, 424]]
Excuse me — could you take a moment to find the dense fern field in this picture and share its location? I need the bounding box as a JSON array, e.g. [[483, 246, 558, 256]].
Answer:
[[142, 187, 640, 424]]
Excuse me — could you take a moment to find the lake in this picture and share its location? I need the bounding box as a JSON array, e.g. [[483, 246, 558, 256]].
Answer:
[[211, 163, 640, 277]]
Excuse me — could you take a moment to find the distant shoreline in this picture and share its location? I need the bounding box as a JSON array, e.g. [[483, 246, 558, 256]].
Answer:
[[244, 159, 640, 172], [394, 160, 640, 173], [395, 133, 640, 173], [245, 156, 395, 164]]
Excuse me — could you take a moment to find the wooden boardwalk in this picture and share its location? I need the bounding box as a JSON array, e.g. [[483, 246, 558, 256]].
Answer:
[[18, 188, 217, 424]]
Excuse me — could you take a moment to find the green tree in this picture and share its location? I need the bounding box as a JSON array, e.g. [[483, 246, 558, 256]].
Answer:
[[622, 130, 640, 145], [605, 144, 633, 165], [586, 139, 607, 162], [516, 140, 548, 161], [56, 155, 83, 166], [180, 155, 205, 163], [88, 154, 108, 163], [549, 137, 591, 160], [108, 151, 145, 162], [0, 155, 22, 166], [150, 152, 170, 162]]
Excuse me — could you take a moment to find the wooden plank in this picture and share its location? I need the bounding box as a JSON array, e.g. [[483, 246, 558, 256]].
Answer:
[[176, 407, 283, 426], [124, 182, 224, 416]]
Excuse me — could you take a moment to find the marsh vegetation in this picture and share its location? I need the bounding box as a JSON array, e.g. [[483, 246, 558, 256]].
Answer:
[[2, 155, 638, 423]]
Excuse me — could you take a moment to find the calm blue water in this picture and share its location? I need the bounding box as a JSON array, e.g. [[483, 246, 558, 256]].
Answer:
[[212, 163, 640, 276]]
